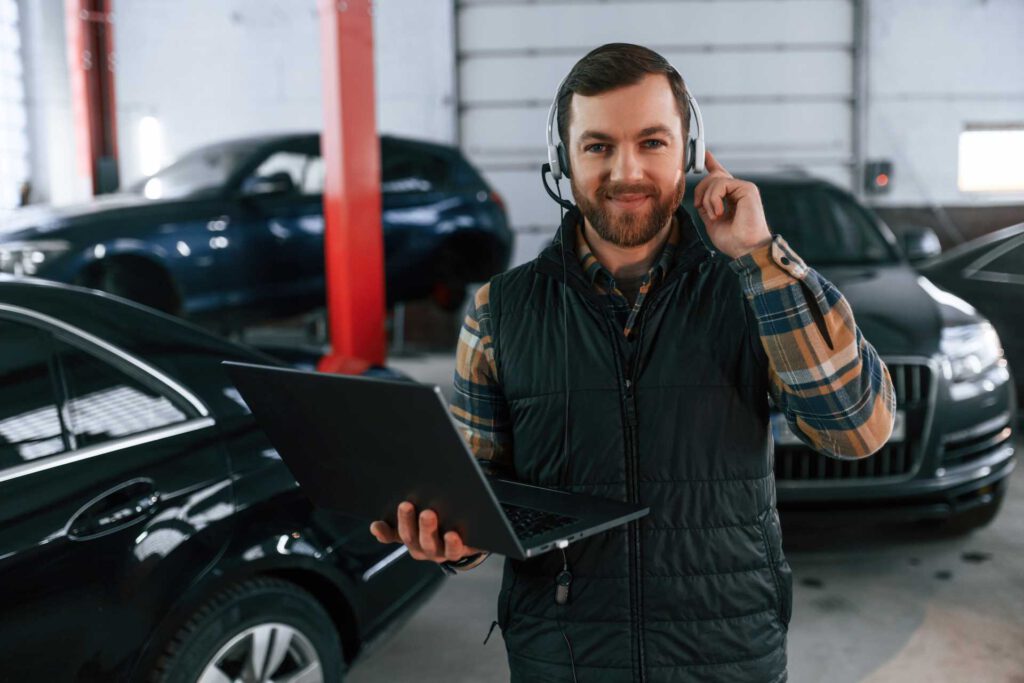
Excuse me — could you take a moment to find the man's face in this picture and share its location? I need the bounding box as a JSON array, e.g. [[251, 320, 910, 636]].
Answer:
[[567, 73, 687, 248]]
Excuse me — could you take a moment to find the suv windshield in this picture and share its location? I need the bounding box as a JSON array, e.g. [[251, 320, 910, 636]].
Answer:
[[128, 140, 261, 200], [684, 183, 899, 265]]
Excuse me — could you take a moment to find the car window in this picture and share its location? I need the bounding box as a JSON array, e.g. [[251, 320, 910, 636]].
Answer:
[[756, 186, 894, 265], [0, 319, 65, 467], [976, 236, 1024, 277], [130, 141, 260, 200], [381, 143, 451, 193], [253, 151, 321, 196], [56, 340, 190, 450], [825, 191, 895, 263]]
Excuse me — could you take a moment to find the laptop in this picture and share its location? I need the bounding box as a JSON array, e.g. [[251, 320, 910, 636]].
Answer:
[[222, 360, 648, 559]]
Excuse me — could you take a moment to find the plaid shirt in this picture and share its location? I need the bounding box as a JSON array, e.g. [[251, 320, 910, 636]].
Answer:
[[448, 216, 896, 567]]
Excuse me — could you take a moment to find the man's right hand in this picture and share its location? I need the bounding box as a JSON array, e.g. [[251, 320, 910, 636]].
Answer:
[[369, 501, 483, 564]]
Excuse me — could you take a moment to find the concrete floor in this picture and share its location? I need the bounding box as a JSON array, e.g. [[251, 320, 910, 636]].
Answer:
[[347, 352, 1024, 683]]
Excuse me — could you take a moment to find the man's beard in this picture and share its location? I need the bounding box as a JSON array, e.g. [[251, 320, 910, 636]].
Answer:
[[572, 176, 685, 248]]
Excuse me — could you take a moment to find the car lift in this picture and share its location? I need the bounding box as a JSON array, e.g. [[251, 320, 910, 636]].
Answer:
[[316, 0, 387, 374]]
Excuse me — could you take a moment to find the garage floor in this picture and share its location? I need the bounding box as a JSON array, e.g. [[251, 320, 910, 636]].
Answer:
[[347, 352, 1024, 683]]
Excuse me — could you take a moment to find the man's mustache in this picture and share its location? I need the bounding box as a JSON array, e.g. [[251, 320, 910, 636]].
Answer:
[[601, 183, 659, 199]]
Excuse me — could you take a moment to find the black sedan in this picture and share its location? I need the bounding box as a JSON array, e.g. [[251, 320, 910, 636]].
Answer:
[[0, 133, 513, 332], [0, 276, 442, 681], [917, 223, 1024, 406]]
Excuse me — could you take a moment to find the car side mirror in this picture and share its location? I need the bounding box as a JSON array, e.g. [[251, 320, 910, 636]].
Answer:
[[901, 226, 942, 262], [241, 171, 296, 197]]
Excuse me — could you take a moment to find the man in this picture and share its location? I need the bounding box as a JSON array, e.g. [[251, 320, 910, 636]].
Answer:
[[371, 43, 895, 682]]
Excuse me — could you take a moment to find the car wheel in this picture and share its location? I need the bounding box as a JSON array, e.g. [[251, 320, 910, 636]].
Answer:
[[93, 260, 182, 315], [151, 577, 346, 683]]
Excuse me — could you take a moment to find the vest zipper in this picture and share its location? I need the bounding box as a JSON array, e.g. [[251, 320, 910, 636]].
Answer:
[[611, 309, 649, 683]]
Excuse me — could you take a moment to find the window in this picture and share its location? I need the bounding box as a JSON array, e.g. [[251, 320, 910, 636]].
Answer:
[[973, 236, 1024, 280], [758, 188, 894, 265], [958, 126, 1024, 193], [824, 192, 895, 263], [253, 150, 322, 196], [56, 340, 188, 450], [381, 143, 451, 193], [0, 320, 64, 466]]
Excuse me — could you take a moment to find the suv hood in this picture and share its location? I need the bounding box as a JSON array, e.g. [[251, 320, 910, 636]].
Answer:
[[0, 193, 164, 238], [818, 263, 981, 357]]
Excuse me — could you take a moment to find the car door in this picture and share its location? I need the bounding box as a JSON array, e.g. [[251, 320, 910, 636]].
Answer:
[[0, 312, 231, 679], [231, 141, 327, 315]]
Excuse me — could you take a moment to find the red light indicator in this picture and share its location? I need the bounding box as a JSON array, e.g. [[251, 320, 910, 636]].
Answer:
[[876, 173, 889, 187]]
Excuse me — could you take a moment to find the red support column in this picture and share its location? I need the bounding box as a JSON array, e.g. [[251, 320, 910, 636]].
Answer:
[[316, 0, 386, 374], [66, 0, 119, 195]]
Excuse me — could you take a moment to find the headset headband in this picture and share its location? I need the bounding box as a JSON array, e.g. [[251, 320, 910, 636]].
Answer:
[[545, 67, 706, 181]]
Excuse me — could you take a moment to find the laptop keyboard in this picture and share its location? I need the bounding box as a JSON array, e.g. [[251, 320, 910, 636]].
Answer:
[[501, 503, 578, 540]]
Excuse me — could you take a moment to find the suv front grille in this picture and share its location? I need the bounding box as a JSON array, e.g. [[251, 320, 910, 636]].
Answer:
[[773, 362, 930, 482]]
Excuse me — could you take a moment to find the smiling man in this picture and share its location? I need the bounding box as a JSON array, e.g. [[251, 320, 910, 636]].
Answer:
[[371, 43, 896, 682]]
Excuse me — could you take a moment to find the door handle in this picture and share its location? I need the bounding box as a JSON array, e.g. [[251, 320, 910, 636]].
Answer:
[[67, 478, 161, 541]]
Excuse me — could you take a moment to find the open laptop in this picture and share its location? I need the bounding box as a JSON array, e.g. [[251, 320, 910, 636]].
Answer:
[[223, 360, 648, 559]]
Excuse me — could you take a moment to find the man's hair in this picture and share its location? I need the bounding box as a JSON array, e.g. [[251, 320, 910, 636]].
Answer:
[[556, 43, 690, 149]]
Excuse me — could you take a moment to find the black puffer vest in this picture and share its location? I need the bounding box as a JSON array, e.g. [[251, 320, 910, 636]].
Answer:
[[489, 206, 792, 683]]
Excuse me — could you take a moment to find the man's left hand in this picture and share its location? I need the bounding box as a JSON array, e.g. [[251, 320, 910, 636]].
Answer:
[[693, 150, 773, 259]]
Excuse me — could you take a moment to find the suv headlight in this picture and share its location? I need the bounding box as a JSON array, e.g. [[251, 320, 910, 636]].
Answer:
[[0, 240, 71, 276], [940, 322, 1004, 384]]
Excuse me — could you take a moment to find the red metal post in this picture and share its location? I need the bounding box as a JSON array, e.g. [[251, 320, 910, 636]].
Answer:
[[316, 0, 386, 373], [66, 0, 119, 195]]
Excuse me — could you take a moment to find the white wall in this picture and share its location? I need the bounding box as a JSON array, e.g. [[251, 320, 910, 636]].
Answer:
[[18, 0, 1024, 217], [21, 0, 456, 202], [18, 0, 89, 207], [866, 0, 1024, 207]]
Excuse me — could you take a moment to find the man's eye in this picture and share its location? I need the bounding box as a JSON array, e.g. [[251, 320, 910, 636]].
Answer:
[[643, 140, 666, 149], [585, 144, 607, 154]]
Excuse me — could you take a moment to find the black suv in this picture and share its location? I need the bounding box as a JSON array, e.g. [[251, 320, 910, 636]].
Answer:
[[682, 174, 1017, 531]]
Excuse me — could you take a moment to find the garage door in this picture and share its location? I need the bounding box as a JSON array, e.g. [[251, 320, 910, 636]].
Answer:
[[456, 0, 857, 266], [0, 0, 27, 211]]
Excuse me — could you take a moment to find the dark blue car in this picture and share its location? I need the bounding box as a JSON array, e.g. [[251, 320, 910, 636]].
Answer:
[[0, 133, 512, 331]]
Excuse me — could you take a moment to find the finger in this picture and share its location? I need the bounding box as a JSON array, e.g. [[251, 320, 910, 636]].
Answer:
[[703, 179, 721, 219], [369, 521, 398, 544], [443, 531, 466, 561], [705, 149, 731, 177], [419, 509, 442, 559], [397, 501, 420, 552]]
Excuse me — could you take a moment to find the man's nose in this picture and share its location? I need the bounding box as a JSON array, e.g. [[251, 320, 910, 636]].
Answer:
[[610, 146, 645, 183]]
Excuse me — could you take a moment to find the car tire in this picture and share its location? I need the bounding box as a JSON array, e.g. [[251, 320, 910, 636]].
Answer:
[[150, 577, 347, 683], [93, 260, 182, 316]]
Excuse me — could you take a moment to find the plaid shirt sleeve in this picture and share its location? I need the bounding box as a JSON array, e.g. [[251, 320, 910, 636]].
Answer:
[[444, 283, 513, 572], [451, 283, 515, 474], [729, 234, 896, 460]]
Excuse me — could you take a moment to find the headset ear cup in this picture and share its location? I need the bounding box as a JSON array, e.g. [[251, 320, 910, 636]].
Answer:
[[557, 142, 572, 179], [686, 139, 695, 173]]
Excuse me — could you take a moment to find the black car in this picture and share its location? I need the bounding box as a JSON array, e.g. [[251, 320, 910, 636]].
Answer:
[[917, 222, 1024, 406], [0, 277, 442, 681], [682, 174, 1017, 532], [0, 133, 513, 331]]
